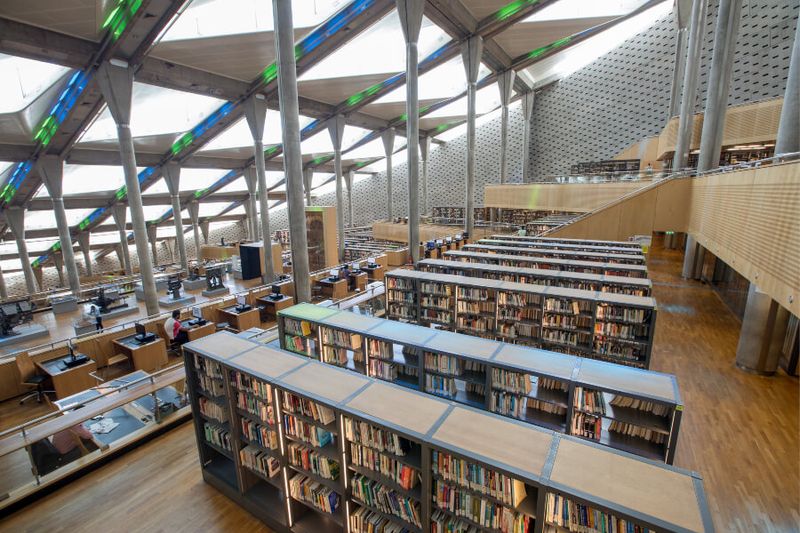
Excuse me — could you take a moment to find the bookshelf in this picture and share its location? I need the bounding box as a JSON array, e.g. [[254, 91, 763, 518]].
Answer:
[[444, 250, 649, 278], [477, 238, 644, 257], [384, 270, 657, 369], [184, 331, 712, 533], [277, 303, 678, 463], [463, 243, 647, 266], [418, 258, 652, 296], [489, 234, 644, 250]]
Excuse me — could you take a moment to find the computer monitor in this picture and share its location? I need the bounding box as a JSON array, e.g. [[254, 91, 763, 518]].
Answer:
[[134, 323, 147, 341], [271, 284, 281, 295], [351, 262, 360, 271], [455, 234, 462, 240], [236, 295, 247, 307], [436, 239, 443, 245], [330, 269, 339, 279], [192, 306, 203, 320]]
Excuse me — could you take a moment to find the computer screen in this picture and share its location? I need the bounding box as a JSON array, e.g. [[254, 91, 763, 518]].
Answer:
[[135, 323, 146, 337], [436, 239, 443, 245], [367, 257, 375, 264], [351, 263, 359, 270], [236, 295, 246, 306], [271, 284, 281, 295], [455, 234, 462, 240], [446, 237, 452, 243], [192, 306, 203, 320], [330, 269, 339, 278]]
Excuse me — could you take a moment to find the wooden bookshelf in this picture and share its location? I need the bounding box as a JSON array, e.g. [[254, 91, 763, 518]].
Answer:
[[444, 250, 649, 278], [277, 303, 678, 464], [185, 331, 712, 533], [384, 270, 657, 369], [463, 243, 647, 266], [477, 238, 644, 256], [418, 259, 652, 297], [490, 234, 644, 250]]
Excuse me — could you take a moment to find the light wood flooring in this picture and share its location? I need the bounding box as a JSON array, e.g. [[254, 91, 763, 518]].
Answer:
[[0, 243, 798, 532]]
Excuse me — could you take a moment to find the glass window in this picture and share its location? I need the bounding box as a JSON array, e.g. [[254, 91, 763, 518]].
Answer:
[[24, 209, 94, 231], [156, 226, 177, 238], [200, 113, 314, 152], [524, 0, 650, 22], [425, 82, 501, 118], [39, 165, 139, 197], [216, 177, 249, 193], [197, 202, 228, 218], [90, 231, 123, 245], [373, 57, 491, 104], [0, 54, 69, 113], [343, 137, 386, 159], [225, 205, 247, 216]]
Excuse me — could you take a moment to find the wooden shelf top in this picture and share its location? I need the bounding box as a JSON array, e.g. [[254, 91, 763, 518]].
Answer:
[[185, 331, 257, 360], [493, 344, 579, 380], [346, 382, 450, 437], [278, 302, 338, 322], [575, 359, 679, 404], [550, 438, 705, 532], [477, 238, 644, 255], [230, 346, 307, 380], [432, 406, 554, 481], [322, 311, 384, 332], [367, 320, 438, 345], [443, 250, 649, 274], [463, 243, 646, 263], [279, 361, 370, 404], [489, 235, 642, 248], [425, 330, 500, 361]]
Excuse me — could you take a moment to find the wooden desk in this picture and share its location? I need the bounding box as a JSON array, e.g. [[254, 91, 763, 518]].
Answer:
[[185, 321, 216, 341], [362, 265, 386, 282], [113, 335, 168, 373], [219, 305, 261, 332], [36, 356, 98, 400], [256, 295, 295, 323], [318, 278, 347, 300], [349, 271, 368, 292]]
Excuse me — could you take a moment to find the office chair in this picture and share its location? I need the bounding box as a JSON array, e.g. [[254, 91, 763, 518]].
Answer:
[[16, 352, 54, 404]]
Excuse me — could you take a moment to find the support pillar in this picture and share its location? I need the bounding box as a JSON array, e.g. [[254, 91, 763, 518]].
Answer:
[[668, 0, 692, 120], [78, 232, 93, 277], [521, 91, 535, 182], [187, 201, 202, 261], [243, 198, 255, 240], [0, 266, 8, 300], [97, 60, 158, 315], [497, 70, 515, 184], [328, 115, 347, 262], [681, 235, 705, 280], [5, 206, 38, 293], [273, 0, 311, 302], [381, 128, 395, 220], [244, 95, 275, 281], [697, 0, 742, 173], [398, 0, 425, 264], [673, 0, 707, 170], [345, 170, 354, 228], [461, 35, 483, 239], [53, 253, 65, 287], [201, 220, 210, 244], [735, 285, 792, 375], [115, 244, 126, 273], [303, 168, 314, 206], [775, 13, 800, 156], [111, 204, 132, 275], [419, 135, 430, 216], [146, 225, 158, 266], [163, 163, 189, 272], [39, 156, 81, 295], [243, 167, 259, 240]]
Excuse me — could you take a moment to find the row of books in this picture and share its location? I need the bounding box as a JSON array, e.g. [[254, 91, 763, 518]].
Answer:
[[492, 369, 531, 394], [369, 359, 398, 381], [431, 508, 532, 533], [498, 322, 538, 339], [283, 414, 334, 448], [240, 444, 280, 479], [241, 418, 279, 450], [425, 375, 457, 398], [600, 286, 649, 297], [545, 299, 591, 315], [543, 314, 592, 330], [421, 282, 451, 296], [491, 393, 567, 418], [596, 306, 647, 323], [424, 352, 463, 376], [284, 317, 312, 336], [322, 327, 362, 349], [282, 392, 336, 425], [539, 377, 569, 392], [593, 342, 645, 362], [594, 322, 649, 340], [321, 345, 349, 366], [231, 370, 272, 401], [199, 397, 228, 422], [197, 373, 225, 397], [457, 287, 492, 301], [289, 442, 340, 480], [236, 391, 273, 422], [432, 450, 527, 507], [423, 309, 453, 325], [290, 474, 340, 514], [367, 339, 392, 360], [285, 334, 311, 355], [542, 330, 591, 347], [433, 479, 532, 531], [349, 443, 420, 490], [344, 417, 415, 458], [609, 396, 670, 417], [456, 301, 495, 314], [387, 278, 415, 291], [351, 474, 422, 528], [387, 290, 416, 304], [422, 295, 452, 309], [194, 354, 224, 379], [457, 317, 493, 333], [466, 383, 486, 397], [203, 422, 231, 451], [545, 493, 652, 533], [498, 307, 541, 322], [574, 388, 606, 415], [387, 304, 416, 320], [350, 505, 410, 533], [497, 292, 540, 308], [571, 412, 602, 440], [608, 421, 667, 445]]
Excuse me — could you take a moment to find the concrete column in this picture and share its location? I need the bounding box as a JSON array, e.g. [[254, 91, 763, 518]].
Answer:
[[419, 135, 431, 216], [462, 36, 483, 239], [775, 14, 800, 156], [673, 0, 707, 171], [187, 201, 202, 261], [200, 220, 210, 244], [78, 232, 93, 277], [381, 128, 395, 219], [681, 234, 706, 280], [33, 266, 44, 291], [163, 163, 188, 272], [243, 167, 259, 240], [398, 0, 425, 264], [697, 0, 742, 173], [668, 0, 693, 120], [345, 170, 354, 228], [273, 0, 311, 303], [0, 265, 8, 300], [521, 91, 535, 182], [39, 156, 81, 295], [146, 224, 158, 266], [5, 206, 38, 293], [111, 204, 132, 275], [97, 61, 159, 316], [115, 244, 126, 272], [242, 197, 254, 240], [303, 167, 314, 207], [328, 114, 346, 262], [244, 95, 275, 281], [497, 70, 515, 184], [52, 252, 65, 287], [735, 285, 792, 374]]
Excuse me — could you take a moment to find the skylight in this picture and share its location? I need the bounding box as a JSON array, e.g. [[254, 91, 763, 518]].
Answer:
[[0, 54, 69, 113], [25, 208, 95, 230], [373, 57, 492, 104], [200, 113, 315, 152], [33, 164, 141, 197], [524, 0, 651, 22], [161, 0, 347, 42], [343, 137, 386, 159], [425, 82, 501, 118]]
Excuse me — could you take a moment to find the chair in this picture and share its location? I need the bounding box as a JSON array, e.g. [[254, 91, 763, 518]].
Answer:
[[16, 353, 54, 404]]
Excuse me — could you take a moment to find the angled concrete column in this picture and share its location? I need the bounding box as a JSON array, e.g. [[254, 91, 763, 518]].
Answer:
[[39, 156, 81, 295], [244, 95, 275, 281], [303, 168, 314, 206], [52, 252, 65, 287], [187, 201, 202, 261], [0, 266, 8, 300], [328, 115, 347, 262], [345, 170, 354, 228], [521, 91, 535, 182], [33, 266, 43, 291], [497, 70, 515, 184], [163, 163, 188, 272], [398, 0, 424, 264], [697, 0, 742, 173], [381, 128, 396, 219], [673, 0, 707, 170], [111, 204, 132, 275], [776, 14, 800, 156], [146, 225, 158, 266], [462, 36, 483, 238], [668, 0, 692, 120], [97, 60, 158, 315], [115, 244, 126, 272], [419, 135, 430, 216], [242, 197, 254, 240], [243, 167, 259, 240], [682, 234, 698, 278], [201, 220, 210, 244], [78, 232, 93, 277], [5, 206, 38, 293], [735, 285, 792, 375], [273, 0, 311, 302]]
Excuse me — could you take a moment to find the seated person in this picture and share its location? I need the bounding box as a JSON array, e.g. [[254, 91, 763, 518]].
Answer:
[[51, 408, 98, 464], [338, 265, 350, 281], [164, 310, 190, 345]]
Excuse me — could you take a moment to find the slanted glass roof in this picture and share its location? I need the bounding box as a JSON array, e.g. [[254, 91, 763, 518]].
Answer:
[[426, 82, 501, 118], [525, 0, 651, 22], [33, 165, 141, 197], [374, 57, 491, 104], [0, 54, 69, 113], [343, 137, 386, 159], [200, 113, 315, 152], [24, 208, 95, 230]]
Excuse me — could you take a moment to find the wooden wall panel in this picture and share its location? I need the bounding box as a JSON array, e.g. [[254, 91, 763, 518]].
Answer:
[[484, 182, 647, 211]]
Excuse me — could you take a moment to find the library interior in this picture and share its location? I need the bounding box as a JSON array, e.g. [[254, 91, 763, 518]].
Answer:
[[0, 0, 798, 532]]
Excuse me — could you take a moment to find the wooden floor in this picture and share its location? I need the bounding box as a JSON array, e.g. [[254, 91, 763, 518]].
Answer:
[[0, 243, 798, 532]]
